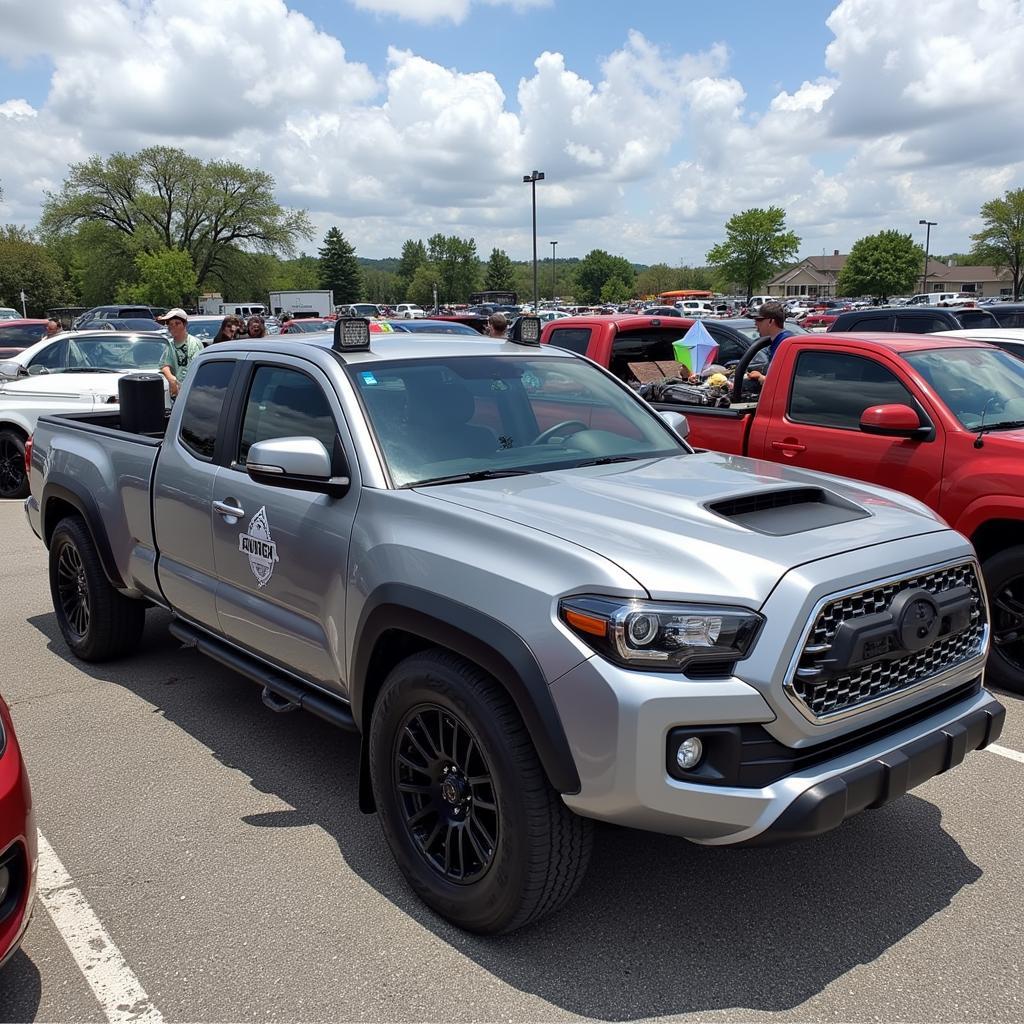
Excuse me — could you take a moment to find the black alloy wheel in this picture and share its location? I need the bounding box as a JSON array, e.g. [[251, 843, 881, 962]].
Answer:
[[0, 430, 27, 499], [394, 704, 498, 884], [55, 540, 90, 640], [982, 547, 1024, 695]]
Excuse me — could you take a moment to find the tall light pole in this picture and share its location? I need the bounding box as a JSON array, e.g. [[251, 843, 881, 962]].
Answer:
[[550, 241, 558, 302], [523, 170, 544, 311], [919, 219, 937, 295]]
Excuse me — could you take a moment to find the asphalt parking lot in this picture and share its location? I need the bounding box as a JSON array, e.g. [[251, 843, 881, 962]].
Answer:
[[0, 498, 1021, 1023]]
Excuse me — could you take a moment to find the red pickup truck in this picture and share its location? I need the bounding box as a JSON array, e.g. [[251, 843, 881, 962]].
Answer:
[[540, 321, 1024, 694]]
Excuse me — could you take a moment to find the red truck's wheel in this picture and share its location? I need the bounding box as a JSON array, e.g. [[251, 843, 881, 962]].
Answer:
[[983, 547, 1024, 695], [48, 517, 146, 662], [369, 649, 592, 933]]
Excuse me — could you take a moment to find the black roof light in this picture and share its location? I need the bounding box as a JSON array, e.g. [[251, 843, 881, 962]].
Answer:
[[510, 315, 542, 346], [333, 317, 371, 353]]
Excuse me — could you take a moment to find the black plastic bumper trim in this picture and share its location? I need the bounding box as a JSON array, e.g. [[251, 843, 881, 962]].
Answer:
[[743, 695, 1005, 846]]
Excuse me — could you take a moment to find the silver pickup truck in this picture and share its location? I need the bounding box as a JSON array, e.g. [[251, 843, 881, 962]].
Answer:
[[26, 320, 1005, 933]]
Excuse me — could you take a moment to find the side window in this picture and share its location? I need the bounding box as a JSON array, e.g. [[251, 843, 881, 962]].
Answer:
[[237, 365, 337, 466], [789, 351, 915, 430], [28, 340, 67, 370], [897, 315, 946, 333], [846, 315, 892, 331], [179, 361, 235, 460], [547, 327, 592, 355], [708, 330, 745, 364]]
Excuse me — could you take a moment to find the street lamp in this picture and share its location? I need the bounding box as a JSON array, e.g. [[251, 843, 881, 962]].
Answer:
[[919, 219, 937, 295], [550, 241, 558, 302], [523, 170, 545, 311]]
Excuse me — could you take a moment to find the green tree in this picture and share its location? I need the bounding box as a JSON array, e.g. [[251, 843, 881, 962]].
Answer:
[[600, 275, 633, 304], [426, 234, 480, 302], [572, 250, 635, 303], [115, 248, 198, 307], [318, 228, 362, 304], [836, 230, 923, 300], [677, 265, 715, 291], [361, 268, 401, 304], [41, 147, 313, 289], [483, 248, 516, 291], [274, 255, 320, 291], [0, 226, 69, 316], [971, 188, 1024, 300], [396, 238, 427, 294], [636, 262, 678, 298], [407, 263, 443, 309], [706, 207, 800, 302]]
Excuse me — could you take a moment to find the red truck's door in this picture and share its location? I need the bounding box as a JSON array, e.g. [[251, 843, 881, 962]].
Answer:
[[747, 345, 946, 507]]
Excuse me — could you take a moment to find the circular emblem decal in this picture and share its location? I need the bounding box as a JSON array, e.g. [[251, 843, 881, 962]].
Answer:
[[896, 591, 941, 652]]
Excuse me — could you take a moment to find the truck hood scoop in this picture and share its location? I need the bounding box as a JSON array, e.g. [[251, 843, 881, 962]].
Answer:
[[421, 452, 946, 605], [708, 487, 868, 535]]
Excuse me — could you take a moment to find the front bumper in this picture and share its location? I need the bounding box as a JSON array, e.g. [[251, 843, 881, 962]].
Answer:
[[549, 654, 1004, 844]]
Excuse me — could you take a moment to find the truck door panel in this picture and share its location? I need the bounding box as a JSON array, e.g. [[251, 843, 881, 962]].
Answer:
[[753, 349, 944, 505], [211, 358, 358, 692], [153, 359, 237, 629]]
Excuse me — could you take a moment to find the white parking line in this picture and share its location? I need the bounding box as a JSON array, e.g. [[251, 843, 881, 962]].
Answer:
[[987, 743, 1024, 765], [35, 831, 164, 1024]]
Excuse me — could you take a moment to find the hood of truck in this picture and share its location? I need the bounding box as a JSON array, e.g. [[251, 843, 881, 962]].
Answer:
[[418, 452, 948, 607]]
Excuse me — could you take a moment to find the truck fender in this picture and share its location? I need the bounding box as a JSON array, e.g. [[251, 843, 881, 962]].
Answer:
[[351, 585, 582, 811], [40, 477, 126, 589], [954, 495, 1024, 544]]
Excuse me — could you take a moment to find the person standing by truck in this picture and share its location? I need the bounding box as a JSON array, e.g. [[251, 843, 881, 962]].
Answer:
[[156, 308, 204, 399], [746, 301, 795, 384]]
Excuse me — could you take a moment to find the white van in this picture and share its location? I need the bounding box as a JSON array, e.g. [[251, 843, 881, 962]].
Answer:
[[219, 302, 266, 318], [674, 300, 714, 316], [907, 292, 966, 307]]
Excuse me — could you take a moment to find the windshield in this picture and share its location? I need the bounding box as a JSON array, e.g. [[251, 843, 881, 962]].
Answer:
[[57, 337, 172, 373], [188, 319, 223, 341], [903, 347, 1024, 429], [349, 354, 684, 487]]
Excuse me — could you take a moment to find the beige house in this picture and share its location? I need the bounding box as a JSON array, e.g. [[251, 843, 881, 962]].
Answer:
[[767, 253, 1014, 298]]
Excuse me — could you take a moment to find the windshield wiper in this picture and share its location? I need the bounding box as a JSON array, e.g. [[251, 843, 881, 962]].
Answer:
[[574, 455, 643, 467], [975, 419, 1024, 436], [410, 468, 533, 487]]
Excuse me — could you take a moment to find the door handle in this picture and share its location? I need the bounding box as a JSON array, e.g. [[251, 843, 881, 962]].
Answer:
[[213, 499, 246, 519], [770, 440, 807, 456]]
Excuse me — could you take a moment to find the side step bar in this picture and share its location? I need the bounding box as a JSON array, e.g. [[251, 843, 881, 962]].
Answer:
[[169, 619, 358, 733]]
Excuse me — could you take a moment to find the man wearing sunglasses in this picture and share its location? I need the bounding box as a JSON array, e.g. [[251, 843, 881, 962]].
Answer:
[[157, 308, 204, 399], [746, 300, 794, 384]]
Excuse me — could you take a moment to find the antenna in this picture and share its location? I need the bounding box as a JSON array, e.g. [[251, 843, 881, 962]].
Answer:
[[974, 396, 998, 448]]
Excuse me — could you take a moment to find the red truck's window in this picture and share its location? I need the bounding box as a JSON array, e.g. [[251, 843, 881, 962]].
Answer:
[[179, 360, 235, 460], [789, 351, 914, 429], [546, 327, 591, 355]]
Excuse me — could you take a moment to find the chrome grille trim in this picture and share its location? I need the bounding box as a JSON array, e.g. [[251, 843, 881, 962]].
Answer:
[[784, 559, 989, 724]]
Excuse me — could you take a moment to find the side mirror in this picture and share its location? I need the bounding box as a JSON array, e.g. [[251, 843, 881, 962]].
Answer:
[[859, 404, 929, 439], [659, 409, 690, 440], [245, 436, 350, 497], [27, 364, 50, 376]]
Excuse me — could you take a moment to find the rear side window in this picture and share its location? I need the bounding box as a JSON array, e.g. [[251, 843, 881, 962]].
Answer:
[[991, 308, 1024, 328], [897, 315, 948, 333], [237, 365, 337, 466], [789, 351, 915, 429], [179, 361, 234, 460], [546, 327, 591, 355], [844, 315, 894, 331], [956, 310, 998, 328]]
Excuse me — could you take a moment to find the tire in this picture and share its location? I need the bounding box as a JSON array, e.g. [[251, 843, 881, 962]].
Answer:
[[0, 429, 28, 500], [48, 516, 146, 662], [369, 650, 592, 934], [983, 547, 1024, 694]]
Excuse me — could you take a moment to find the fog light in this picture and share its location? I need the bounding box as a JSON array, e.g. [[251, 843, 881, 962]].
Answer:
[[675, 736, 703, 770]]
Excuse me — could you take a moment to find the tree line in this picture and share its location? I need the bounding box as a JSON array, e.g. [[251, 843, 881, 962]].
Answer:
[[2, 147, 1023, 317]]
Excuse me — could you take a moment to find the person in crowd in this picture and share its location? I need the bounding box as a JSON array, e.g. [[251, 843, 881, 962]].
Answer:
[[156, 308, 204, 399], [483, 312, 507, 338], [745, 301, 794, 384], [211, 315, 244, 344], [45, 318, 62, 338], [245, 315, 267, 338]]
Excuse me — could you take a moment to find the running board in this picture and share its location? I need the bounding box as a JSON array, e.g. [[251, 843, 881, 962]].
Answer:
[[168, 619, 357, 733]]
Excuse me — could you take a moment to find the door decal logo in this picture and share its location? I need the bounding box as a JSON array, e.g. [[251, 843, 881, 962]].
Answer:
[[239, 506, 279, 588]]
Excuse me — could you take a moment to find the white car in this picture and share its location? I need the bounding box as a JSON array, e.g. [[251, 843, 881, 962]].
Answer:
[[394, 303, 426, 319], [935, 328, 1024, 361], [0, 332, 171, 498], [0, 308, 20, 322]]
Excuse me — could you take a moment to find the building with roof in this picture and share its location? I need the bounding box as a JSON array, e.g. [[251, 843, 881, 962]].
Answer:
[[766, 252, 1014, 298]]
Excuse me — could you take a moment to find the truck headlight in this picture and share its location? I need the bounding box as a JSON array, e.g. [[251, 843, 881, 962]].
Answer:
[[559, 595, 763, 671]]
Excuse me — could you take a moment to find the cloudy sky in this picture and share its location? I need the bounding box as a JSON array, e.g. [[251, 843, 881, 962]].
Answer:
[[0, 0, 1021, 265]]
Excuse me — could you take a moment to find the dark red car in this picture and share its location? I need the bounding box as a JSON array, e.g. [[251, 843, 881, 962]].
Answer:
[[0, 320, 49, 359], [0, 694, 35, 968], [801, 312, 840, 330]]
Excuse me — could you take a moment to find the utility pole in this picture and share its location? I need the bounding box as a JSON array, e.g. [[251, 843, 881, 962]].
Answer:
[[523, 170, 545, 312], [919, 219, 937, 295]]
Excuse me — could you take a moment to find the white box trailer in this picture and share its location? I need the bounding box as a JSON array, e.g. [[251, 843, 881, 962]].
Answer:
[[269, 290, 334, 318]]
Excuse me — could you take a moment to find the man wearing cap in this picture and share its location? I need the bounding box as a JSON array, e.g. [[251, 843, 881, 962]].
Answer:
[[746, 301, 794, 384], [157, 308, 204, 399]]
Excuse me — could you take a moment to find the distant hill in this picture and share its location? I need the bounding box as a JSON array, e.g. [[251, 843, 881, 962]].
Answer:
[[357, 257, 401, 273]]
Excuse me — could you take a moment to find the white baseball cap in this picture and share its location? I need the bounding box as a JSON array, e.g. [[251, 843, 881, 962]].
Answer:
[[156, 308, 189, 322]]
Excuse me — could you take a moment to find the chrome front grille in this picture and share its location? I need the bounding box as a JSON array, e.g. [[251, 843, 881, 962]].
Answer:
[[790, 562, 987, 720]]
